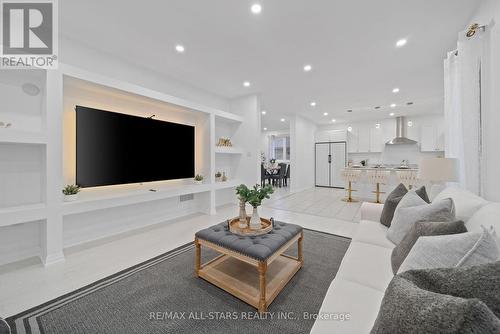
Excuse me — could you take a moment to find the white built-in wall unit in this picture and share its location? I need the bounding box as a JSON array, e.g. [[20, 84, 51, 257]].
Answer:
[[317, 114, 445, 166], [0, 65, 259, 266]]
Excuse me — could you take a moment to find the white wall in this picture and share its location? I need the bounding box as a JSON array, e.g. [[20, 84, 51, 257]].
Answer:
[[468, 1, 500, 201], [290, 115, 316, 193]]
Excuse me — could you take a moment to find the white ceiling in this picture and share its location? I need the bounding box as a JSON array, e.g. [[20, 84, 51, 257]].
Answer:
[[60, 0, 481, 131]]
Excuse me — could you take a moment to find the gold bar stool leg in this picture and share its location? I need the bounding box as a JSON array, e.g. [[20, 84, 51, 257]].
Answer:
[[341, 169, 360, 203]]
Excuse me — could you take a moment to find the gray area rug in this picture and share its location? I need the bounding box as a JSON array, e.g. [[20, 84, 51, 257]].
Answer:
[[7, 229, 350, 334]]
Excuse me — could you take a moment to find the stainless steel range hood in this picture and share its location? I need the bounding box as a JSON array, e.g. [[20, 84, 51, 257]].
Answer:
[[386, 116, 418, 145]]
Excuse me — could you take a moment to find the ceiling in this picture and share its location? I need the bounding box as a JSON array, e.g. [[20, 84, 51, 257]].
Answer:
[[60, 0, 481, 131]]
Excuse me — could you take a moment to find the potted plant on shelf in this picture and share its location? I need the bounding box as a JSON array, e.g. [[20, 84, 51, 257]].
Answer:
[[247, 184, 274, 229], [194, 174, 204, 185], [62, 184, 80, 202], [215, 171, 222, 182]]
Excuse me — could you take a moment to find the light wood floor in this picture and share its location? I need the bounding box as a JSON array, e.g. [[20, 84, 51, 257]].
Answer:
[[0, 188, 359, 318]]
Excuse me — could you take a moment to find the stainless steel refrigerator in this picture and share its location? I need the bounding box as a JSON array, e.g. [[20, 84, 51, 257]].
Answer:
[[315, 141, 347, 188]]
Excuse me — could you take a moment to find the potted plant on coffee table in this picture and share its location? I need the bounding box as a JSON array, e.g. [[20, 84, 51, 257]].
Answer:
[[247, 184, 274, 229], [236, 184, 251, 228], [62, 184, 80, 202]]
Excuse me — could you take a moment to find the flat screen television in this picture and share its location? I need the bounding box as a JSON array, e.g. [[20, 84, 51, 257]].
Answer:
[[76, 105, 195, 188]]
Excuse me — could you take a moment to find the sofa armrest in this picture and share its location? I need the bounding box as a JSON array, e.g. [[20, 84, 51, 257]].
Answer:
[[360, 202, 384, 222]]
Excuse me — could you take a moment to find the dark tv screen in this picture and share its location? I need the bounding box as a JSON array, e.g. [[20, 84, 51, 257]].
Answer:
[[76, 106, 195, 188]]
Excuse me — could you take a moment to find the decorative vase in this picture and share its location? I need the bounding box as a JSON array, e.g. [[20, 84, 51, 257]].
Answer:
[[238, 200, 247, 228], [249, 206, 261, 230], [64, 194, 78, 202]]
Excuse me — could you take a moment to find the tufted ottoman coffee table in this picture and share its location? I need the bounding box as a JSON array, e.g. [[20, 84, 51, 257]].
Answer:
[[195, 221, 303, 312]]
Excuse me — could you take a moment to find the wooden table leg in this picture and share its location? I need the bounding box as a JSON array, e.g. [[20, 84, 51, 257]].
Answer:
[[258, 261, 267, 313], [298, 231, 304, 265], [195, 238, 201, 277]]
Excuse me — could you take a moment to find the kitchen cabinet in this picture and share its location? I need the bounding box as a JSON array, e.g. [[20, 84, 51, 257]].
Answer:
[[420, 125, 444, 152], [357, 124, 370, 153], [347, 129, 358, 153], [369, 127, 383, 152]]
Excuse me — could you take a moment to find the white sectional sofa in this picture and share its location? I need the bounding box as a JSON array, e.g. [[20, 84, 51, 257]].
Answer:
[[310, 187, 497, 334]]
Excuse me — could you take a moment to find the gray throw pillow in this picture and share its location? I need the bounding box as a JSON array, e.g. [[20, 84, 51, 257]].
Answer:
[[387, 194, 455, 245], [398, 226, 500, 274], [391, 220, 467, 274], [380, 184, 429, 227], [371, 262, 500, 334]]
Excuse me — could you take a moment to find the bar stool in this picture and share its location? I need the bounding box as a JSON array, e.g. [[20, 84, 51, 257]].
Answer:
[[341, 169, 362, 202], [396, 170, 419, 190], [367, 170, 390, 204]]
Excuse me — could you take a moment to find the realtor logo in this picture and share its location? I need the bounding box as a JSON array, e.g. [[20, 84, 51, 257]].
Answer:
[[0, 0, 58, 69]]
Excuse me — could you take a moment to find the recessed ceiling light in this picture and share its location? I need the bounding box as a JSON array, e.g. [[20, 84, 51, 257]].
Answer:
[[243, 81, 251, 87], [310, 102, 317, 107], [261, 110, 266, 115], [396, 39, 407, 47], [251, 3, 262, 14], [374, 106, 381, 110], [323, 112, 328, 116], [407, 102, 414, 105], [347, 126, 353, 132], [347, 109, 353, 113], [263, 127, 267, 131], [175, 44, 185, 53], [375, 123, 381, 129], [303, 64, 312, 72], [280, 118, 285, 122], [390, 103, 396, 108], [331, 119, 336, 123], [392, 88, 400, 93], [389, 112, 395, 116]]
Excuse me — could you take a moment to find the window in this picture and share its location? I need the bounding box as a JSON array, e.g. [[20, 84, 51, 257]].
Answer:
[[270, 135, 290, 161]]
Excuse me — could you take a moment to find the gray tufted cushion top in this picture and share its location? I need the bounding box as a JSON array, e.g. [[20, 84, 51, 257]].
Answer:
[[195, 221, 303, 261]]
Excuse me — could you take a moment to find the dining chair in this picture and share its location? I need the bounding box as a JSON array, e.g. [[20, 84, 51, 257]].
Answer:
[[261, 164, 271, 187], [271, 163, 287, 187], [284, 164, 290, 187]]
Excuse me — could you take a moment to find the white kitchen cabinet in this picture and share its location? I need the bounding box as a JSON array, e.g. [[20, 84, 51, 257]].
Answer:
[[347, 129, 358, 153], [357, 124, 370, 153], [420, 125, 444, 152], [369, 127, 383, 152]]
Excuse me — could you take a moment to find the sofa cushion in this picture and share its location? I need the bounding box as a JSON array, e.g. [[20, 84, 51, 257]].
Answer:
[[336, 241, 394, 292], [391, 220, 467, 274], [467, 203, 500, 233], [310, 279, 385, 334], [380, 184, 429, 227], [398, 227, 500, 274], [387, 194, 455, 245], [371, 262, 500, 334], [433, 187, 488, 222], [353, 220, 394, 249]]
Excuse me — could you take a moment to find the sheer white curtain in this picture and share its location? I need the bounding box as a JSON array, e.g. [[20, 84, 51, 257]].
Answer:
[[444, 27, 488, 195]]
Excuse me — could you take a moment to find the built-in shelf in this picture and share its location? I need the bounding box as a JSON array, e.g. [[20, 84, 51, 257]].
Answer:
[[214, 146, 244, 155], [0, 203, 47, 227], [0, 130, 46, 145], [213, 179, 242, 190], [62, 180, 242, 216]]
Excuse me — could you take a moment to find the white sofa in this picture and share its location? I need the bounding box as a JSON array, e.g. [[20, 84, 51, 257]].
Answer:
[[310, 187, 498, 334]]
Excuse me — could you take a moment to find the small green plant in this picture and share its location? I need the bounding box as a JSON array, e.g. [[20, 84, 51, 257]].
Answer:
[[270, 158, 276, 164], [62, 184, 80, 195], [194, 174, 204, 181], [236, 184, 251, 202], [215, 171, 222, 178], [247, 184, 274, 208]]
